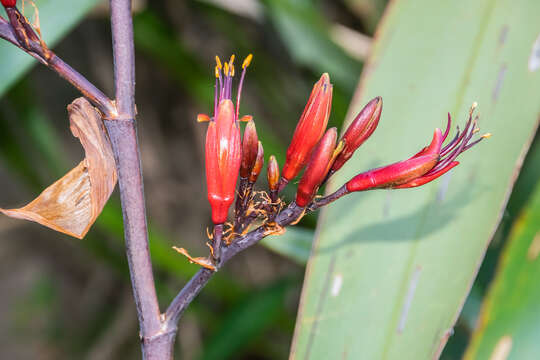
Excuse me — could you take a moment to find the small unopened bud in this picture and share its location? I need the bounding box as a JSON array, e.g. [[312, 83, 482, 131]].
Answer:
[[249, 141, 264, 183], [240, 120, 258, 178], [282, 73, 333, 184], [296, 128, 337, 207], [1, 0, 16, 8], [267, 155, 280, 192], [331, 96, 382, 174]]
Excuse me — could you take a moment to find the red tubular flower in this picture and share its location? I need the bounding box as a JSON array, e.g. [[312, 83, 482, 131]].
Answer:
[[1, 0, 16, 8], [331, 96, 382, 174], [204, 54, 252, 224], [280, 73, 333, 188], [240, 120, 259, 178], [296, 128, 338, 207], [346, 105, 489, 192]]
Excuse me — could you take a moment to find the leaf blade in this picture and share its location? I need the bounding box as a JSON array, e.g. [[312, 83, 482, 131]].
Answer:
[[290, 0, 540, 358]]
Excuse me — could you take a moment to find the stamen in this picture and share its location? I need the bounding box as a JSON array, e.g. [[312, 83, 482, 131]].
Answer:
[[441, 109, 474, 156], [215, 55, 222, 70], [242, 54, 253, 69], [214, 77, 219, 116], [462, 137, 484, 152], [441, 128, 460, 155], [197, 114, 211, 123], [236, 54, 253, 120], [442, 113, 451, 142]]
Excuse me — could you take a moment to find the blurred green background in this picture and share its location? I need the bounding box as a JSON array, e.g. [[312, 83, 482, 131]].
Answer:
[[0, 0, 538, 359]]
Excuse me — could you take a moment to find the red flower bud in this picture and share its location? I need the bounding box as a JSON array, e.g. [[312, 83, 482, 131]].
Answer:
[[249, 141, 264, 184], [331, 96, 382, 173], [1, 0, 16, 8], [206, 100, 242, 224], [281, 73, 333, 183], [205, 54, 253, 224], [267, 155, 280, 192], [296, 128, 338, 207], [240, 120, 258, 178], [345, 104, 489, 192]]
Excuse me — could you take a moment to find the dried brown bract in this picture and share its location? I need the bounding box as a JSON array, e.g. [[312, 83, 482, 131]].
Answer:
[[0, 97, 117, 238]]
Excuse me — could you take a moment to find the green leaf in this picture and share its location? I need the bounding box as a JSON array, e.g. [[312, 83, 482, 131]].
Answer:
[[290, 0, 540, 359], [463, 181, 540, 360], [261, 227, 314, 265], [0, 0, 103, 97]]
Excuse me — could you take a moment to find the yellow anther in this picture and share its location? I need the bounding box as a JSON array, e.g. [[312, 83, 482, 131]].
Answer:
[[333, 140, 345, 157], [231, 64, 235, 77], [215, 66, 220, 78], [239, 115, 253, 122], [229, 54, 235, 66], [242, 54, 253, 69], [197, 114, 211, 123], [482, 133, 492, 138], [324, 139, 345, 176], [215, 55, 222, 69], [224, 62, 229, 76]]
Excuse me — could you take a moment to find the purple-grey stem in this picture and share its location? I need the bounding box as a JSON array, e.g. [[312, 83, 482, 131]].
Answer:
[[0, 14, 115, 116], [106, 1, 165, 359], [163, 202, 306, 329]]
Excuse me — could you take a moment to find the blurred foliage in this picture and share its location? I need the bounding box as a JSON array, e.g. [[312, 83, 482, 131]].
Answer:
[[0, 0, 538, 359], [463, 174, 540, 359]]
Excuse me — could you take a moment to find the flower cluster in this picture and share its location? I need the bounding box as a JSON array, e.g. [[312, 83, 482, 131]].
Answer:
[[175, 55, 489, 270]]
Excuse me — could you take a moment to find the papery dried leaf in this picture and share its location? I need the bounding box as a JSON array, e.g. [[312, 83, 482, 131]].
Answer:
[[1, 98, 117, 239]]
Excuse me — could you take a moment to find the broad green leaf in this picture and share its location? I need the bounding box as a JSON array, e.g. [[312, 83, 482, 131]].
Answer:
[[0, 0, 102, 97], [262, 227, 314, 265], [463, 181, 540, 360], [291, 1, 540, 359]]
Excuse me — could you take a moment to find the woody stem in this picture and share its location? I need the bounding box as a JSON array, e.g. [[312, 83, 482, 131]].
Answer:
[[0, 14, 115, 116], [163, 202, 306, 330], [107, 1, 165, 359]]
